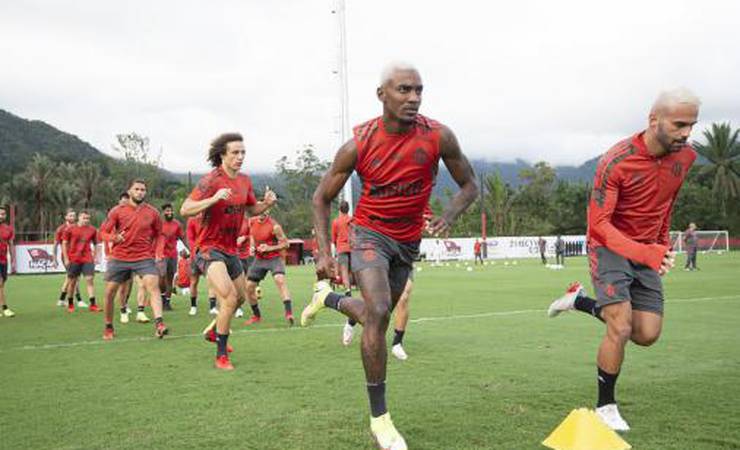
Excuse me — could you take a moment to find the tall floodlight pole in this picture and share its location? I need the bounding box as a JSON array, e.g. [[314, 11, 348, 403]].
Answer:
[[335, 0, 353, 213]]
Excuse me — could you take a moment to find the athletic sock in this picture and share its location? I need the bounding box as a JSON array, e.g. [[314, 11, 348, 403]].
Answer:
[[324, 292, 345, 311], [344, 289, 352, 297], [75, 291, 82, 302], [155, 317, 163, 325], [120, 307, 127, 314], [216, 333, 230, 357], [105, 323, 114, 330], [597, 367, 619, 407], [161, 294, 169, 306], [137, 305, 145, 313], [209, 297, 217, 310], [1, 305, 7, 311], [190, 297, 197, 308], [250, 303, 261, 318], [348, 319, 357, 327], [392, 329, 405, 346], [283, 299, 293, 315], [68, 297, 74, 307], [367, 382, 388, 418], [88, 297, 96, 306], [59, 291, 67, 301], [574, 295, 604, 322]]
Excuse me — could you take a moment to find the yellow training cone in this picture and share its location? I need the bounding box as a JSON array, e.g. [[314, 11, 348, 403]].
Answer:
[[542, 408, 631, 450]]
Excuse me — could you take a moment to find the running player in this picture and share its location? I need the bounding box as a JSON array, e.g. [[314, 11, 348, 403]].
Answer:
[[186, 214, 217, 315], [547, 88, 700, 431], [158, 203, 184, 310], [54, 208, 84, 308], [301, 62, 478, 449], [244, 211, 292, 326], [180, 132, 276, 370], [234, 215, 253, 319], [99, 179, 168, 340], [62, 210, 100, 312], [332, 200, 352, 294], [0, 206, 16, 317]]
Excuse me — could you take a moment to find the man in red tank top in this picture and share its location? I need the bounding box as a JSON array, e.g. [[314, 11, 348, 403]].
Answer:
[[157, 203, 184, 311], [331, 200, 352, 294], [180, 133, 276, 370], [62, 210, 100, 313], [0, 207, 16, 317], [99, 179, 168, 340], [301, 63, 478, 448], [547, 88, 700, 431], [54, 208, 83, 308], [243, 212, 292, 325]]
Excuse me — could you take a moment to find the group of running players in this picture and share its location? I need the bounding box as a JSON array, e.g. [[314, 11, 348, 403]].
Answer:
[[0, 62, 701, 449]]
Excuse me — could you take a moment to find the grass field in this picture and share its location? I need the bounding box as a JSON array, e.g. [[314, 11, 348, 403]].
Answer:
[[1, 252, 739, 449]]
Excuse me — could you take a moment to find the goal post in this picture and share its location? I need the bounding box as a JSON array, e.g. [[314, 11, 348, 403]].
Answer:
[[669, 230, 730, 253]]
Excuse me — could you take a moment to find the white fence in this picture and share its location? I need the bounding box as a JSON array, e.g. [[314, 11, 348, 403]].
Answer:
[[420, 235, 586, 261], [12, 243, 108, 274]]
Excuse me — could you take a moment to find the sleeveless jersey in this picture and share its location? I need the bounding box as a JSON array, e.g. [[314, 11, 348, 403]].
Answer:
[[352, 115, 442, 242]]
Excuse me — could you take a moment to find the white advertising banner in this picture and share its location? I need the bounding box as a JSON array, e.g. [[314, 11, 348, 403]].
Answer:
[[420, 235, 587, 261], [13, 243, 108, 274]]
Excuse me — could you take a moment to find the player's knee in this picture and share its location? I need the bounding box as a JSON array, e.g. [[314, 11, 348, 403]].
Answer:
[[608, 321, 632, 343], [633, 330, 661, 347], [366, 301, 391, 324]]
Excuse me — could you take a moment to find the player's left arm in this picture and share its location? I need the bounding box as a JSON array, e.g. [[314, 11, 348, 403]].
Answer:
[[8, 228, 15, 273], [431, 126, 479, 235], [153, 213, 165, 258], [272, 224, 290, 251]]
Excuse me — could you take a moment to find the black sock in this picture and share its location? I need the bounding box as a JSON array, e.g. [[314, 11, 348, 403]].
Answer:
[[597, 367, 619, 407], [392, 329, 405, 346], [162, 294, 168, 305], [367, 382, 387, 418], [348, 319, 357, 326], [209, 297, 217, 309], [1, 305, 7, 311], [574, 295, 604, 322], [59, 291, 67, 301], [89, 297, 96, 306], [120, 307, 127, 314], [137, 305, 145, 312], [68, 297, 74, 307], [75, 292, 82, 302], [250, 303, 261, 318], [190, 297, 197, 308], [324, 292, 345, 311], [155, 317, 163, 325], [105, 323, 114, 330], [283, 300, 293, 315], [216, 333, 229, 357], [344, 289, 352, 297]]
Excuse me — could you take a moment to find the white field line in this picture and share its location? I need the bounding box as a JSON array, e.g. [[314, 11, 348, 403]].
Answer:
[[2, 295, 738, 353]]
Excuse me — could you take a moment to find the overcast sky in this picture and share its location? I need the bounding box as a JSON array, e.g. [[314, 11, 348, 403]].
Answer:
[[2, 0, 739, 173]]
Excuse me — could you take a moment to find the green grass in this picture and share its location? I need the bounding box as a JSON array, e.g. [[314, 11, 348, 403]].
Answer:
[[1, 252, 739, 449]]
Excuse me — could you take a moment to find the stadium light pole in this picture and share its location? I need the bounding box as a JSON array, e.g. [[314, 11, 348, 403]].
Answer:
[[333, 0, 353, 213]]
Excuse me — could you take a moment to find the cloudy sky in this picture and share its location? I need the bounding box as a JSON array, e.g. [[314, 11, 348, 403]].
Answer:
[[1, 0, 738, 173]]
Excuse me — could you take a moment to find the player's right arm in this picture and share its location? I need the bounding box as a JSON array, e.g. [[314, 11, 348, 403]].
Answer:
[[588, 162, 669, 272], [61, 229, 70, 267], [99, 209, 125, 244], [180, 188, 230, 217], [312, 139, 357, 280]]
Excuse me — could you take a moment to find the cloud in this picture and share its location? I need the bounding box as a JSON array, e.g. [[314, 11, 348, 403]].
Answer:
[[1, 0, 738, 172]]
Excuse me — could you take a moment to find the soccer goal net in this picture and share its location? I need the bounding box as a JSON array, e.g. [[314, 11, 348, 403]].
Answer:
[[669, 230, 730, 253]]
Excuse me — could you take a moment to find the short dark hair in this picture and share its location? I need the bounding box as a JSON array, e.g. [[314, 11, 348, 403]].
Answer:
[[79, 210, 90, 216], [208, 133, 243, 168], [127, 179, 146, 190], [339, 200, 349, 214], [161, 203, 173, 210]]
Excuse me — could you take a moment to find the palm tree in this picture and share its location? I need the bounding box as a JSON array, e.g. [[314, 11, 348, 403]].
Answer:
[[24, 153, 59, 237], [75, 161, 104, 209], [693, 122, 740, 217]]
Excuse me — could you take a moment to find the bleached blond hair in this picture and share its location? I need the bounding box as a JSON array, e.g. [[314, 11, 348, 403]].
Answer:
[[379, 61, 419, 86], [652, 87, 701, 113]]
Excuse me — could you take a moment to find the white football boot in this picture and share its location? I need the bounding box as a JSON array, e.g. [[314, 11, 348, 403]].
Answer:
[[188, 306, 197, 316], [547, 282, 585, 318], [596, 403, 630, 431], [391, 344, 408, 361], [370, 413, 407, 450], [342, 322, 355, 346]]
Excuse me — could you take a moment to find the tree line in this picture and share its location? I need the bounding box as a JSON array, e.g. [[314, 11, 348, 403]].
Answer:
[[1, 123, 738, 241]]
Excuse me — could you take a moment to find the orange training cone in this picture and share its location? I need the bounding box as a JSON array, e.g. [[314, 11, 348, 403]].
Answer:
[[542, 408, 631, 450]]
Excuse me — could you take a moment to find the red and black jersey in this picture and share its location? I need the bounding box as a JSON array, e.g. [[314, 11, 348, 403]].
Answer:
[[188, 167, 257, 256], [0, 223, 14, 264], [100, 203, 162, 262], [159, 219, 183, 259], [237, 218, 251, 259], [587, 131, 696, 272], [186, 216, 202, 252], [63, 224, 98, 264], [250, 216, 282, 260], [331, 213, 352, 254], [352, 115, 442, 242], [55, 222, 74, 245]]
